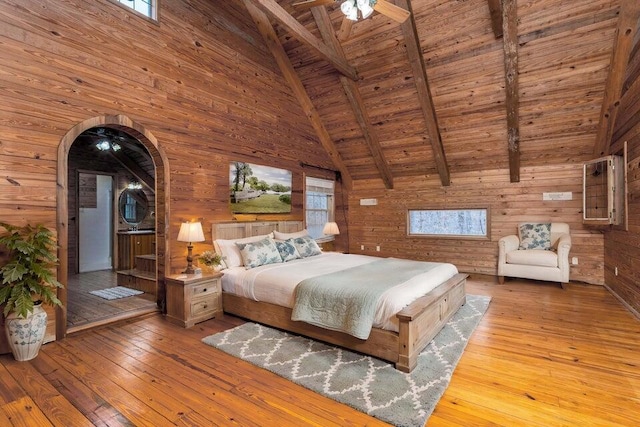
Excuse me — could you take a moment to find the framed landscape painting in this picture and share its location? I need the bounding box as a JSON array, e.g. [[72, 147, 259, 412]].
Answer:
[[229, 162, 292, 214]]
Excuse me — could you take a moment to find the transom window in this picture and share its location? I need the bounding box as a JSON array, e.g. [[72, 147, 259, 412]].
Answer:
[[305, 177, 335, 239], [115, 0, 156, 20], [408, 208, 489, 238]]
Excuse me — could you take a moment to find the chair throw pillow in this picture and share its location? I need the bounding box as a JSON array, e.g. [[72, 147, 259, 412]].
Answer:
[[518, 223, 552, 250]]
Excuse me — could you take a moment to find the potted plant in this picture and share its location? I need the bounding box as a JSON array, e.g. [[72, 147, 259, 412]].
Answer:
[[0, 222, 63, 361], [198, 250, 223, 272]]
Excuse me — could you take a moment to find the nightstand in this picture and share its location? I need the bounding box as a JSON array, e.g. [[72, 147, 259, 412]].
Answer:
[[165, 272, 223, 327]]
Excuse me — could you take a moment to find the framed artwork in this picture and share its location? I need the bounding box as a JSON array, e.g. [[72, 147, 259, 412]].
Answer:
[[229, 162, 292, 214]]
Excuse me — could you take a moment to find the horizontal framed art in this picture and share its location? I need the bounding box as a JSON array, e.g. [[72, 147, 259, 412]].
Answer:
[[229, 162, 292, 214]]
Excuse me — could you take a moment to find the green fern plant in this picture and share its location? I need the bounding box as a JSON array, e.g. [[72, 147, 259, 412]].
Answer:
[[0, 222, 63, 318]]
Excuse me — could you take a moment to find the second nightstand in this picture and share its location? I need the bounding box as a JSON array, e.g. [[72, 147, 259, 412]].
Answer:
[[165, 272, 223, 327]]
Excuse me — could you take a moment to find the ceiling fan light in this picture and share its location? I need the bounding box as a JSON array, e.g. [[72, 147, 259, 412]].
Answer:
[[357, 0, 374, 19], [341, 0, 358, 21], [96, 140, 110, 151]]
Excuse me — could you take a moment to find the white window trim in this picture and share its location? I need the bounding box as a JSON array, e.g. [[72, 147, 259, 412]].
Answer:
[[407, 207, 490, 240]]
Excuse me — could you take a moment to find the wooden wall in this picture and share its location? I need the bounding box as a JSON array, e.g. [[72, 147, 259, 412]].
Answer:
[[0, 0, 335, 265], [607, 27, 640, 315], [0, 0, 337, 344], [349, 165, 604, 285]]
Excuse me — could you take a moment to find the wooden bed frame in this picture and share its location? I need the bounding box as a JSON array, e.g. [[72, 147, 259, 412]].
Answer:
[[212, 220, 468, 372]]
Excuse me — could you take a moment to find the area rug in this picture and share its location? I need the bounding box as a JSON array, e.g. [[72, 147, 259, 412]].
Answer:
[[89, 286, 144, 300], [203, 294, 490, 427]]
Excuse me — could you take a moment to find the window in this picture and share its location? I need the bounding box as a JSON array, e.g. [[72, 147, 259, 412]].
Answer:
[[305, 177, 335, 239], [115, 0, 156, 20], [408, 208, 489, 238]]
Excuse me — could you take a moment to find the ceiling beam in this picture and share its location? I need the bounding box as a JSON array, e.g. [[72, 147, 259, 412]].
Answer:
[[107, 150, 155, 192], [243, 0, 353, 189], [487, 0, 503, 38], [502, 0, 520, 183], [395, 0, 450, 186], [593, 0, 640, 157], [312, 7, 394, 189], [247, 0, 359, 81]]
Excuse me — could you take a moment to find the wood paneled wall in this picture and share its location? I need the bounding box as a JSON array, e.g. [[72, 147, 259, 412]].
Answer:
[[0, 0, 335, 343], [349, 165, 604, 285], [607, 27, 640, 315], [0, 0, 331, 267]]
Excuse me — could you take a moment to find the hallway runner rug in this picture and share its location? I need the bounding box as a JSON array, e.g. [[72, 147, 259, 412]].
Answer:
[[89, 286, 144, 300], [202, 294, 491, 427]]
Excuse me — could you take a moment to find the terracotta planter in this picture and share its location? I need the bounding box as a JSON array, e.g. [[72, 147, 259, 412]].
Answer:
[[4, 304, 48, 361]]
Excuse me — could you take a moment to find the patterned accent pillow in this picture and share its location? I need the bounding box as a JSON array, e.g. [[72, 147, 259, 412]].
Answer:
[[215, 234, 270, 268], [292, 236, 322, 258], [236, 238, 283, 269], [275, 238, 302, 262], [518, 223, 552, 250]]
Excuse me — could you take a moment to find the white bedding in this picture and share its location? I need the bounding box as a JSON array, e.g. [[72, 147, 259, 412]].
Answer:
[[221, 252, 458, 332]]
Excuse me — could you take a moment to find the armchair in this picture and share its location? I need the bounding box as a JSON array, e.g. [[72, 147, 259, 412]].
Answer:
[[498, 223, 571, 289]]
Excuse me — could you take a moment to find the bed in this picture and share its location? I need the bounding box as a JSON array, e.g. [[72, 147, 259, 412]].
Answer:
[[212, 220, 467, 372]]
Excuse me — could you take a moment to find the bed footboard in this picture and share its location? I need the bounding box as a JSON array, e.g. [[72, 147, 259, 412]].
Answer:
[[395, 273, 468, 372]]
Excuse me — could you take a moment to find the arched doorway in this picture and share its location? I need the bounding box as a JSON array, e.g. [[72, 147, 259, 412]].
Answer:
[[56, 115, 170, 339]]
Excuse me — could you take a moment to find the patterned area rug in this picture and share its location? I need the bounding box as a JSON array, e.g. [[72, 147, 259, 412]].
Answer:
[[203, 294, 491, 427], [89, 286, 144, 300]]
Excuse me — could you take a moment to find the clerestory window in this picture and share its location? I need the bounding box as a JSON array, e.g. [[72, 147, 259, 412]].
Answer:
[[114, 0, 157, 21]]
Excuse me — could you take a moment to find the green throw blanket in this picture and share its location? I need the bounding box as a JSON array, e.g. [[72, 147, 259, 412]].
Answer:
[[291, 258, 441, 339]]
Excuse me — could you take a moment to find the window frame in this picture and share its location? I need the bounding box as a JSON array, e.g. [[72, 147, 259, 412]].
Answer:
[[304, 175, 336, 242], [406, 207, 491, 240], [107, 0, 160, 23]]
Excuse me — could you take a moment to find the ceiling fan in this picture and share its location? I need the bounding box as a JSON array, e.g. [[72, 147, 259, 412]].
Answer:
[[291, 0, 410, 24]]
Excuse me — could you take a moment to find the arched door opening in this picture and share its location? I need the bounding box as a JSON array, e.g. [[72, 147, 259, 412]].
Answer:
[[57, 115, 170, 338]]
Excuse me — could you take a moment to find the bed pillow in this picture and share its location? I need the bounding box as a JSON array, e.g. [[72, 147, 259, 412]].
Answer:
[[518, 223, 551, 250], [273, 229, 309, 240], [215, 234, 270, 268], [212, 241, 229, 270], [236, 237, 283, 269], [275, 238, 302, 262], [292, 236, 322, 258]]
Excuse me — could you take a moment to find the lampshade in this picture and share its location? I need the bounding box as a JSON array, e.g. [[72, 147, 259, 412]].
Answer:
[[322, 221, 340, 236], [177, 222, 205, 243]]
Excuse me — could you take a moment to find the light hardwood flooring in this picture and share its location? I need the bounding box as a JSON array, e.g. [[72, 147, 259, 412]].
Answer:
[[1, 276, 639, 426], [66, 270, 158, 331]]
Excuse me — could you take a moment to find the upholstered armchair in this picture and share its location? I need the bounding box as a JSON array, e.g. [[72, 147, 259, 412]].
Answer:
[[498, 223, 571, 289]]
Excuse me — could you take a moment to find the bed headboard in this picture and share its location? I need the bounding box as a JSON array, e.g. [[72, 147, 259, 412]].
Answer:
[[211, 220, 304, 241]]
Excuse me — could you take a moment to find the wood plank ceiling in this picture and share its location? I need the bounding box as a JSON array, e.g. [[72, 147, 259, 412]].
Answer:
[[242, 0, 623, 188]]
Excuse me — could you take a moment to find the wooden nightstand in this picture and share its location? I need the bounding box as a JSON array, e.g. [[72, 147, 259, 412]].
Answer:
[[165, 272, 223, 327]]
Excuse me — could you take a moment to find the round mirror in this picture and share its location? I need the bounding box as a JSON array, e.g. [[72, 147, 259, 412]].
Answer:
[[118, 188, 149, 225]]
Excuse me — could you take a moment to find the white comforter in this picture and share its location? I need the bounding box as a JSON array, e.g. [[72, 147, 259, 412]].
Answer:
[[221, 252, 458, 332]]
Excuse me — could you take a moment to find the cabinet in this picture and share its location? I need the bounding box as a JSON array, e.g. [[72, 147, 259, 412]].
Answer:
[[117, 231, 155, 270], [165, 273, 223, 327], [582, 155, 625, 225]]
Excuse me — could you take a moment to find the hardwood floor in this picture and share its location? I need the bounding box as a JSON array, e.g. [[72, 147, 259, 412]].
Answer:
[[1, 276, 639, 426], [66, 271, 158, 331]]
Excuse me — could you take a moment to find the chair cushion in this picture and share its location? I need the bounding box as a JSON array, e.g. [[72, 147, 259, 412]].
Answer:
[[506, 249, 558, 268], [518, 223, 551, 250]]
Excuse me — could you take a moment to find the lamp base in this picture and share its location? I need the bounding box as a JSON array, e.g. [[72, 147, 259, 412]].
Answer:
[[183, 266, 202, 275]]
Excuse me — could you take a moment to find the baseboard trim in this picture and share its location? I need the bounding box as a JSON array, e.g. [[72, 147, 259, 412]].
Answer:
[[604, 284, 640, 320]]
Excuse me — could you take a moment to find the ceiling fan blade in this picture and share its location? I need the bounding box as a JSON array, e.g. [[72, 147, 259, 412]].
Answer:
[[374, 0, 410, 23], [291, 0, 336, 10]]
